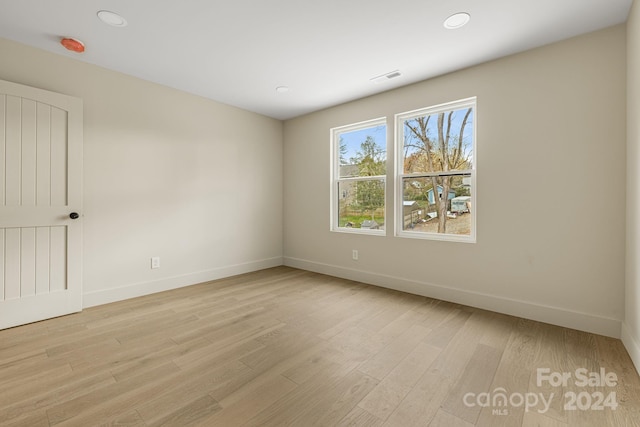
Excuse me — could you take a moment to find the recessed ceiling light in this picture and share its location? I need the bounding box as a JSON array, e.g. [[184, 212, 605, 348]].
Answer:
[[276, 86, 290, 94], [444, 12, 470, 30], [97, 10, 128, 27]]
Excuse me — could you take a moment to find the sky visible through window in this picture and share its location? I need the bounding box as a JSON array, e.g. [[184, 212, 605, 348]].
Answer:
[[338, 108, 472, 168], [403, 108, 473, 168], [340, 125, 387, 165]]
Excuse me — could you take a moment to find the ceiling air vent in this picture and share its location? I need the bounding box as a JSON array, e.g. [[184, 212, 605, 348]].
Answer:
[[370, 70, 401, 84]]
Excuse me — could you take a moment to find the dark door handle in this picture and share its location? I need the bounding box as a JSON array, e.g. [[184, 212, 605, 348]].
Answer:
[[69, 212, 79, 220]]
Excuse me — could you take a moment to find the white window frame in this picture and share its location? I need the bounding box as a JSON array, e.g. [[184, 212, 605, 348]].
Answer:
[[395, 97, 477, 243], [330, 117, 387, 235]]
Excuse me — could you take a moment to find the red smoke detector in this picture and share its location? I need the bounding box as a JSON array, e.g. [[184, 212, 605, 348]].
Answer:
[[60, 38, 85, 53]]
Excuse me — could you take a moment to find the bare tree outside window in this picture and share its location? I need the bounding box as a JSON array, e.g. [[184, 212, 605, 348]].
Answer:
[[397, 98, 476, 241]]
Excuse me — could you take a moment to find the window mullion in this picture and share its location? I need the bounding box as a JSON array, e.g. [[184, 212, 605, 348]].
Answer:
[[338, 175, 386, 183], [400, 170, 473, 179]]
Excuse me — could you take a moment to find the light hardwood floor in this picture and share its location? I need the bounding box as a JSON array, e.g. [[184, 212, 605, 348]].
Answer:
[[1, 266, 639, 426]]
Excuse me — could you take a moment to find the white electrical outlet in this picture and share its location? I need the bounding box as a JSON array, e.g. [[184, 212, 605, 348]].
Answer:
[[352, 250, 359, 261], [151, 257, 160, 269]]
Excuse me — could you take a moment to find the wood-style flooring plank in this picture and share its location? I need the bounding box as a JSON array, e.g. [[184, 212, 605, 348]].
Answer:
[[0, 368, 115, 425], [475, 319, 542, 426], [357, 323, 431, 381], [521, 411, 569, 427], [527, 323, 570, 424], [2, 409, 51, 427], [197, 374, 298, 426], [151, 394, 222, 427], [337, 406, 385, 427], [357, 341, 440, 421], [429, 408, 475, 427], [243, 368, 375, 427], [594, 335, 640, 426], [383, 310, 501, 426], [45, 362, 181, 426]]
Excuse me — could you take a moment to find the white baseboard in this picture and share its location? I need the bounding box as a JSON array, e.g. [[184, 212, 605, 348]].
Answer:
[[622, 322, 640, 375], [83, 256, 284, 308], [284, 256, 622, 339]]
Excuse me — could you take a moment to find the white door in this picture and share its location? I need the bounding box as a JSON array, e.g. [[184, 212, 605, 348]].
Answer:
[[0, 79, 83, 330]]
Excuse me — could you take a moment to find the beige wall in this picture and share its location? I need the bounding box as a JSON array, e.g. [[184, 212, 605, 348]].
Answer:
[[284, 25, 627, 337], [0, 21, 631, 343], [625, 0, 640, 370], [0, 37, 284, 305]]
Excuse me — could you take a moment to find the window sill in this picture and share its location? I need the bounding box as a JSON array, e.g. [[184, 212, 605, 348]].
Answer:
[[396, 230, 476, 243], [331, 227, 386, 236]]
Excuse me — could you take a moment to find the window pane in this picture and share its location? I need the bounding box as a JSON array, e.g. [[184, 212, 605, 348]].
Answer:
[[402, 107, 473, 174], [338, 125, 386, 178], [402, 175, 471, 235], [338, 179, 385, 229]]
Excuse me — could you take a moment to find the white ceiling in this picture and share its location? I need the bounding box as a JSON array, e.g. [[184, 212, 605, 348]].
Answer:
[[0, 0, 632, 120]]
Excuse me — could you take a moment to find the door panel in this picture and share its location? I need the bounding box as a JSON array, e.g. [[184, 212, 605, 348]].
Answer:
[[0, 80, 82, 330]]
